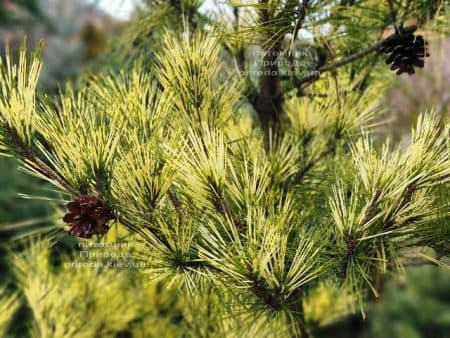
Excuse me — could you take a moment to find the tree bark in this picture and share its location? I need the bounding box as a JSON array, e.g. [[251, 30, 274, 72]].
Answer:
[[254, 48, 283, 133]]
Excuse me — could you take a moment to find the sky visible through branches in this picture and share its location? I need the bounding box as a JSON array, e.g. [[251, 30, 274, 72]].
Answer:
[[92, 0, 217, 20]]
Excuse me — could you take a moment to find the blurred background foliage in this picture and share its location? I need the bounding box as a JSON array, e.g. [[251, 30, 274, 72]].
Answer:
[[0, 0, 448, 337], [315, 266, 450, 338]]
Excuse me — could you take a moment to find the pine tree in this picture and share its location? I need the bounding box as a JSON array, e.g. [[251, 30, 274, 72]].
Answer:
[[0, 1, 449, 337]]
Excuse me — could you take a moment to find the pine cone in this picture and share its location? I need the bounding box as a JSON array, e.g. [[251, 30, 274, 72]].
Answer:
[[380, 25, 429, 75], [63, 195, 113, 238]]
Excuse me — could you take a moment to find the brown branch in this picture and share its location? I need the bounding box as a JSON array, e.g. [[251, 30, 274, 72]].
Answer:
[[0, 117, 80, 196], [246, 263, 283, 310], [210, 180, 246, 230], [169, 0, 198, 31], [297, 41, 383, 85], [29, 157, 81, 196], [292, 0, 311, 44], [0, 117, 173, 249], [251, 0, 285, 133], [386, 0, 397, 26], [168, 190, 185, 212], [383, 182, 417, 230], [246, 262, 310, 337], [290, 131, 341, 185], [359, 189, 382, 228], [232, 6, 246, 73]]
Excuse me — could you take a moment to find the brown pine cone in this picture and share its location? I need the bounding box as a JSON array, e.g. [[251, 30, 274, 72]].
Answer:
[[63, 195, 113, 238], [380, 25, 429, 75]]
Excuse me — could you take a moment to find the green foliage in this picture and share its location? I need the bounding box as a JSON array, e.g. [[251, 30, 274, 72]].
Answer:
[[0, 43, 43, 154], [329, 112, 448, 302], [0, 0, 45, 27], [0, 1, 449, 337], [156, 33, 241, 128], [0, 158, 52, 225], [368, 267, 450, 338], [12, 240, 147, 338], [0, 286, 19, 337], [4, 237, 231, 338]]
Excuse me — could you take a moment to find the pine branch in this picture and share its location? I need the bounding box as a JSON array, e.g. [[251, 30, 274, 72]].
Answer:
[[245, 262, 310, 338], [287, 0, 311, 97], [383, 182, 417, 229], [252, 0, 285, 132], [290, 130, 342, 185], [291, 0, 311, 46], [0, 116, 80, 196], [386, 0, 397, 26], [169, 0, 198, 31], [1, 114, 173, 248], [246, 263, 284, 310], [297, 41, 383, 85], [359, 189, 382, 228], [168, 190, 185, 213], [294, 141, 335, 182], [210, 180, 246, 230], [232, 6, 246, 73], [118, 217, 169, 247]]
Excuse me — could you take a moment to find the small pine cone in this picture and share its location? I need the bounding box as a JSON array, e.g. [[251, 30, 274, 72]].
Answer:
[[63, 195, 113, 238], [380, 25, 429, 75]]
